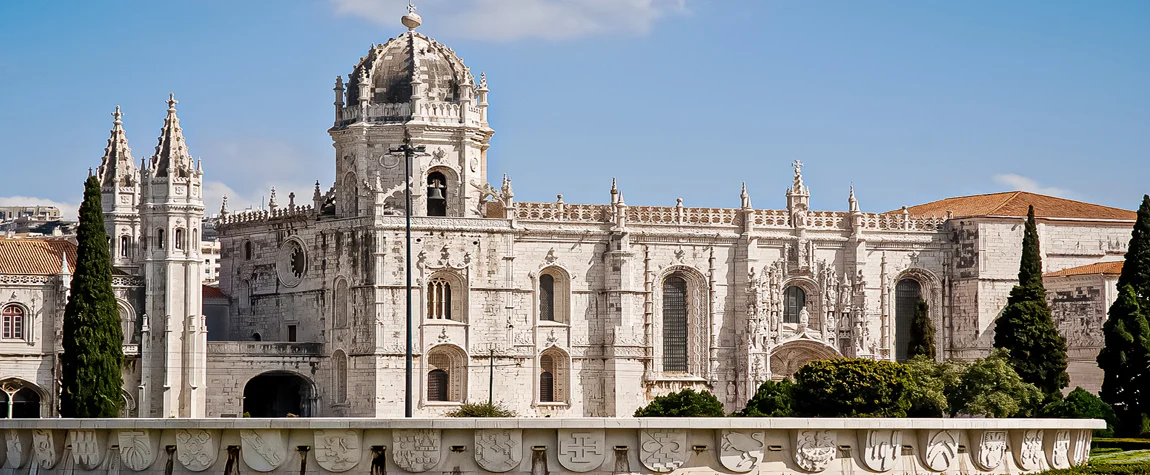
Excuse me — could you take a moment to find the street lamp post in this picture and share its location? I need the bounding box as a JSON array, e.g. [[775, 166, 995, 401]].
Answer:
[[389, 133, 426, 418]]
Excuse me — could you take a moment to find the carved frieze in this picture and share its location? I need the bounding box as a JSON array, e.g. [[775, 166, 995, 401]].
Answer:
[[1049, 429, 1071, 469], [69, 429, 104, 469], [4, 429, 27, 469], [118, 430, 159, 471], [859, 429, 901, 472], [972, 430, 1008, 471], [1071, 430, 1092, 467], [793, 430, 836, 472], [175, 429, 218, 471], [639, 429, 688, 473], [717, 430, 764, 473], [239, 429, 287, 472], [32, 429, 60, 469], [392, 429, 441, 473], [474, 429, 522, 472], [919, 429, 958, 472], [1013, 429, 1045, 471], [314, 430, 361, 473], [557, 429, 605, 473]]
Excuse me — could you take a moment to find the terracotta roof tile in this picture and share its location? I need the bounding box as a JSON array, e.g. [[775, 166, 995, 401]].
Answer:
[[0, 238, 78, 275], [203, 285, 228, 299], [1045, 261, 1124, 278], [899, 191, 1136, 221]]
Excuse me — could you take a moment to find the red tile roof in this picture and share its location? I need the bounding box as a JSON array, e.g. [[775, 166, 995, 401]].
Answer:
[[900, 191, 1136, 221], [0, 238, 78, 275], [1045, 261, 1124, 278], [203, 285, 228, 299]]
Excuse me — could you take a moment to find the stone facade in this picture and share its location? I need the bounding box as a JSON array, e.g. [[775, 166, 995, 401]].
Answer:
[[0, 417, 1104, 474], [0, 8, 1138, 420]]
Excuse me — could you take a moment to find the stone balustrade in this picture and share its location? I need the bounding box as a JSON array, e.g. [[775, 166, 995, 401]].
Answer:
[[0, 417, 1101, 474]]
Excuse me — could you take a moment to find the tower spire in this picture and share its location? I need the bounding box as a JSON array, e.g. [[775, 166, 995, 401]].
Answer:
[[96, 105, 136, 187], [150, 93, 194, 177]]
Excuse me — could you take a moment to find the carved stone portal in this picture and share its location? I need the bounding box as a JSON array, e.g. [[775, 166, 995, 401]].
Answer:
[[314, 430, 361, 473], [718, 430, 764, 473], [793, 430, 836, 472], [239, 429, 287, 472], [557, 429, 605, 473], [919, 429, 958, 472], [176, 429, 218, 472], [639, 429, 688, 473], [474, 429, 522, 473], [858, 429, 901, 472], [392, 429, 441, 473]]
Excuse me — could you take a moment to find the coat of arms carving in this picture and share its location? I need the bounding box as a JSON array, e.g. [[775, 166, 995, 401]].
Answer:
[[859, 429, 901, 472], [639, 429, 687, 473], [718, 430, 764, 473], [314, 430, 361, 472], [392, 429, 441, 473], [474, 429, 522, 472], [69, 429, 104, 469], [176, 429, 218, 471], [1050, 430, 1071, 469], [1014, 429, 1045, 471], [5, 429, 27, 469], [32, 429, 59, 469], [239, 429, 287, 472], [118, 430, 158, 472], [973, 430, 1008, 471], [919, 429, 958, 471], [557, 429, 605, 473], [793, 430, 836, 472]]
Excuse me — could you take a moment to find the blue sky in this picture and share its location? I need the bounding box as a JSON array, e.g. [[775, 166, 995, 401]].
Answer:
[[1, 0, 1147, 219]]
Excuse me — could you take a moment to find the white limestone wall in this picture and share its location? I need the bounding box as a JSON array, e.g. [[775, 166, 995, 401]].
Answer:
[[1045, 274, 1119, 393], [0, 418, 1103, 475]]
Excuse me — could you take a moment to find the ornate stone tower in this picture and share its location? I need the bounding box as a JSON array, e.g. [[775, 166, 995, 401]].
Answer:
[[95, 106, 142, 271], [138, 94, 207, 417], [328, 4, 494, 218]]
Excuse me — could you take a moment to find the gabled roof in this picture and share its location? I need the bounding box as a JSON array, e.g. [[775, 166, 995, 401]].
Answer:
[[900, 191, 1136, 221], [203, 284, 229, 300], [1045, 261, 1124, 278], [0, 238, 77, 275]]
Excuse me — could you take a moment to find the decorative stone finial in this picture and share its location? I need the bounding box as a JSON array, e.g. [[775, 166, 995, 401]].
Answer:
[[167, 93, 178, 112], [741, 182, 752, 209], [221, 194, 229, 216], [288, 192, 296, 209], [401, 1, 422, 30], [792, 159, 805, 190], [478, 72, 488, 91], [113, 105, 123, 125], [849, 184, 859, 212], [268, 186, 278, 210]]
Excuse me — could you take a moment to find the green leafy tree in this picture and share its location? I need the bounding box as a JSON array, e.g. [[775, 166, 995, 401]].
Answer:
[[59, 176, 124, 417], [904, 356, 963, 417], [948, 349, 1042, 418], [993, 205, 1070, 396], [634, 389, 725, 417], [907, 300, 936, 360], [1041, 387, 1117, 437], [1099, 195, 1150, 437], [445, 401, 516, 417], [736, 379, 794, 417], [791, 359, 913, 417]]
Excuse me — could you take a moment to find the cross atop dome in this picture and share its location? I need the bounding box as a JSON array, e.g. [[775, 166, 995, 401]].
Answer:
[[402, 1, 422, 30]]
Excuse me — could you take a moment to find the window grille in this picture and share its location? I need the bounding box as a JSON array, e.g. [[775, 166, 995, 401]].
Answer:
[[662, 276, 689, 372], [540, 274, 555, 321], [783, 286, 806, 324], [895, 279, 922, 362], [428, 278, 452, 320]]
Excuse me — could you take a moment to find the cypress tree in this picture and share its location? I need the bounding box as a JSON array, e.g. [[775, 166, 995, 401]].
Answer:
[[1098, 195, 1150, 436], [59, 176, 123, 417], [907, 300, 936, 360], [993, 205, 1069, 396]]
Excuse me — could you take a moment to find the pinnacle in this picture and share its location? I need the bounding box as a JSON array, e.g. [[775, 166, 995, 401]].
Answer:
[[96, 105, 135, 187], [151, 94, 193, 178]]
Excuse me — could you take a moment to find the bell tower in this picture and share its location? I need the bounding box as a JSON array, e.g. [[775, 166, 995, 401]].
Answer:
[[138, 94, 207, 418], [328, 5, 494, 218], [95, 106, 142, 271]]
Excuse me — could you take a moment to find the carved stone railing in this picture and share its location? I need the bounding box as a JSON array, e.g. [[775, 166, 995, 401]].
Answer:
[[218, 205, 316, 227], [339, 102, 412, 125], [0, 275, 53, 285], [857, 212, 947, 232], [0, 418, 1101, 474], [206, 341, 323, 356]]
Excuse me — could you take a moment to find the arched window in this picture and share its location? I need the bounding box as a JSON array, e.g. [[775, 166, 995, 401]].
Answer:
[[895, 279, 923, 363], [662, 275, 689, 373], [332, 351, 348, 404], [244, 241, 253, 260], [156, 229, 165, 249], [2, 305, 24, 340], [426, 345, 467, 403], [539, 274, 555, 322], [427, 171, 447, 217], [783, 286, 806, 324], [428, 278, 452, 320], [118, 304, 135, 344], [251, 332, 262, 341], [175, 228, 185, 250], [427, 370, 449, 402], [334, 279, 349, 328], [540, 354, 555, 402], [119, 235, 130, 257]]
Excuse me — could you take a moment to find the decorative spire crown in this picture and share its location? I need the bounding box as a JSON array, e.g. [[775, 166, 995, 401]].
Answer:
[[150, 93, 194, 178], [849, 185, 859, 212], [97, 105, 136, 186], [401, 1, 422, 30]]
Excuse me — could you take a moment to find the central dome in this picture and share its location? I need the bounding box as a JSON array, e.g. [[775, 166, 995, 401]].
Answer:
[[345, 31, 475, 105]]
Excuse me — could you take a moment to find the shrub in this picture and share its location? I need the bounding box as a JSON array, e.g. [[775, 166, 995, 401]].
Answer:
[[791, 359, 912, 417], [736, 379, 794, 417], [905, 356, 963, 417], [1041, 387, 1117, 437], [445, 401, 516, 417], [948, 349, 1043, 418], [634, 389, 724, 417]]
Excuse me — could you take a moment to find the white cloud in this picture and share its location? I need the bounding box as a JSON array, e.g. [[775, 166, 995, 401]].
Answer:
[[0, 196, 80, 222], [331, 0, 689, 41], [992, 174, 1072, 197]]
